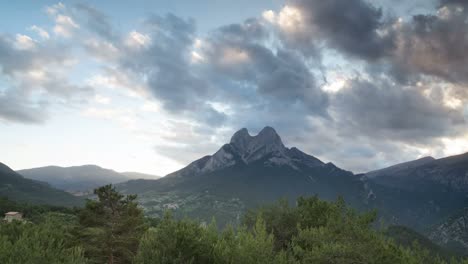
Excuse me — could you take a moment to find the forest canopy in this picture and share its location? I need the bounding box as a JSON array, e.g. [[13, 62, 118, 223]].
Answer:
[[0, 185, 466, 264]]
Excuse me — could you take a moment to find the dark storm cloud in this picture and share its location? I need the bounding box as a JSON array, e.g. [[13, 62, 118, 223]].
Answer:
[[439, 0, 468, 6], [202, 19, 329, 115], [215, 18, 269, 43], [286, 0, 395, 60], [256, 50, 328, 113], [334, 78, 465, 141], [387, 3, 468, 85], [122, 14, 211, 113]]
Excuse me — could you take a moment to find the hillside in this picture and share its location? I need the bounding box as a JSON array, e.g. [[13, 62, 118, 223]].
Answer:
[[385, 225, 456, 259], [429, 208, 468, 256], [18, 165, 138, 192], [121, 172, 160, 180], [363, 153, 468, 230], [362, 154, 468, 254], [366, 153, 468, 192], [0, 162, 83, 207]]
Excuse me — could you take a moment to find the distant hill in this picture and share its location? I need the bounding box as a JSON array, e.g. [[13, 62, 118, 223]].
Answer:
[[121, 172, 160, 180], [118, 127, 368, 225], [17, 165, 148, 193], [0, 162, 83, 207]]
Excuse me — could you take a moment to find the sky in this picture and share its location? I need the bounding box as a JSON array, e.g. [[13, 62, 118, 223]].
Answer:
[[1, 0, 467, 176]]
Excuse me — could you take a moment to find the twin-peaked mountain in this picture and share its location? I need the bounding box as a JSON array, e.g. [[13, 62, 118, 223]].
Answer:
[[117, 127, 468, 254], [167, 127, 325, 178], [119, 127, 368, 223]]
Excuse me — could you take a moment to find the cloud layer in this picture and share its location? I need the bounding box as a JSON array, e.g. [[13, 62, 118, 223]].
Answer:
[[1, 0, 468, 173]]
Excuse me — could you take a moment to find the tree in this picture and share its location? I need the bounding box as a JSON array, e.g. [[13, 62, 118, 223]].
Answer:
[[213, 217, 278, 264], [0, 214, 86, 264], [77, 185, 146, 264], [135, 212, 218, 264]]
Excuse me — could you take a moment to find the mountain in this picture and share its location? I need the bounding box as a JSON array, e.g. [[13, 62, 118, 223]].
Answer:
[[366, 153, 468, 192], [0, 162, 83, 207], [361, 153, 468, 255], [363, 153, 468, 230], [18, 165, 137, 193], [366, 156, 436, 179], [118, 127, 368, 225], [429, 208, 468, 256], [121, 172, 160, 180]]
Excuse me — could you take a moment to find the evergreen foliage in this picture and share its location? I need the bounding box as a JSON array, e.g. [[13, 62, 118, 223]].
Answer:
[[1, 188, 467, 264], [76, 185, 147, 264], [0, 214, 86, 264]]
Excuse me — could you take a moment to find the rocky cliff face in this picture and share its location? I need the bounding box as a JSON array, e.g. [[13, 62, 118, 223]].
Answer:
[[167, 127, 325, 178]]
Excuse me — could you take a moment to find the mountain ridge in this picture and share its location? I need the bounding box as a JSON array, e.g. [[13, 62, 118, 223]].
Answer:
[[18, 165, 155, 193], [0, 162, 83, 207]]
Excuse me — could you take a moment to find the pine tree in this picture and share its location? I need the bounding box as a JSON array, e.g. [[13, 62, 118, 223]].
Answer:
[[77, 185, 146, 264]]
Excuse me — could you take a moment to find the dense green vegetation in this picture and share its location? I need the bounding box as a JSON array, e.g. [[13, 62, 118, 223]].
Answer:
[[384, 225, 455, 260], [76, 185, 147, 263], [1, 185, 467, 264], [0, 196, 78, 222]]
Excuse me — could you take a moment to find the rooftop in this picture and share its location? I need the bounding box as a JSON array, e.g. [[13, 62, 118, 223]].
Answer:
[[5, 212, 21, 216]]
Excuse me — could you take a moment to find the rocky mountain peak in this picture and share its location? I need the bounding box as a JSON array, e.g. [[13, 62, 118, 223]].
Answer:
[[169, 126, 323, 178], [230, 128, 251, 151], [230, 126, 285, 155], [256, 126, 284, 148]]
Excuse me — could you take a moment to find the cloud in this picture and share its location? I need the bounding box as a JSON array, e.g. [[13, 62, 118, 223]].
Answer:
[[29, 25, 50, 40], [53, 14, 79, 37], [125, 31, 151, 49], [68, 2, 466, 172], [14, 34, 36, 50], [199, 18, 329, 115], [0, 31, 92, 124], [438, 0, 468, 6], [333, 77, 465, 142], [73, 3, 116, 41], [268, 0, 395, 60], [0, 92, 48, 124], [387, 3, 468, 85], [3, 1, 468, 174]]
